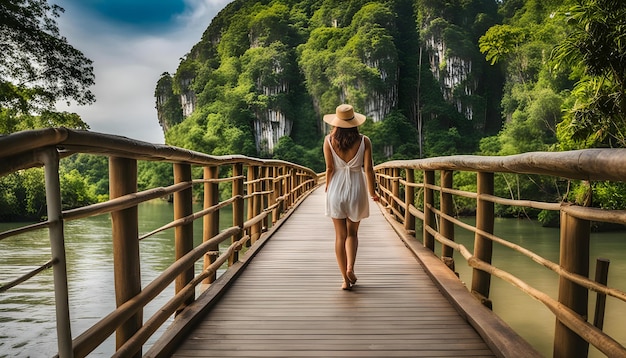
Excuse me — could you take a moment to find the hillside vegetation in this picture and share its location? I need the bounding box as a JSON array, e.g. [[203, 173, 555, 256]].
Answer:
[[3, 0, 626, 221], [153, 0, 626, 223], [156, 0, 505, 171]]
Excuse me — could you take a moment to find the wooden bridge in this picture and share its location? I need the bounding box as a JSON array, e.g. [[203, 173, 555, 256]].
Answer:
[[2, 128, 626, 357], [148, 186, 531, 357]]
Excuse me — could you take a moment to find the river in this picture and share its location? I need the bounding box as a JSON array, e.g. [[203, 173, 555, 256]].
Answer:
[[452, 217, 626, 357], [0, 201, 232, 357], [1, 203, 625, 357]]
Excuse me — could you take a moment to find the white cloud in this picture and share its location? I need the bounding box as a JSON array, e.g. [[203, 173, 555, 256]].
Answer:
[[55, 0, 231, 144]]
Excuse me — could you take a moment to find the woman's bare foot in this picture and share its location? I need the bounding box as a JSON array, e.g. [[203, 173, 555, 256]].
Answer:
[[341, 280, 352, 290], [346, 270, 357, 285]]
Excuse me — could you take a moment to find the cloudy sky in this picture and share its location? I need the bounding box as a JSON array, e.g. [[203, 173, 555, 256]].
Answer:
[[54, 0, 232, 143]]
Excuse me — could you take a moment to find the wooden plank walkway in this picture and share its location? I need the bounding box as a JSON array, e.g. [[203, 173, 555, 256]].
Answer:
[[166, 186, 497, 357]]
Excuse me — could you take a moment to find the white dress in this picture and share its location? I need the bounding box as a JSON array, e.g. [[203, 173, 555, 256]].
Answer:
[[325, 135, 369, 222]]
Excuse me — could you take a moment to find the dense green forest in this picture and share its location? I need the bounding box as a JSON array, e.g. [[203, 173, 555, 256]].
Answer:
[[156, 0, 503, 169], [2, 0, 626, 222], [154, 0, 626, 222]]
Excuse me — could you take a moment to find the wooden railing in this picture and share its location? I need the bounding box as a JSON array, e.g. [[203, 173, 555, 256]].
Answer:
[[374, 150, 626, 358], [0, 128, 319, 357]]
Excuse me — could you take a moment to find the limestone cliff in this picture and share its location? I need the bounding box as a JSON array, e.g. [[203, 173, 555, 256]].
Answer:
[[155, 0, 501, 158]]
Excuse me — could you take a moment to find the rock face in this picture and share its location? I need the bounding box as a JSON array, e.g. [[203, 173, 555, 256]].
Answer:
[[254, 108, 291, 154], [179, 78, 196, 118], [427, 34, 476, 120], [155, 0, 498, 156]]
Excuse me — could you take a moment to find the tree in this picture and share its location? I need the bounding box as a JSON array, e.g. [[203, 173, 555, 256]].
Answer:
[[0, 0, 95, 116], [552, 0, 626, 148], [479, 24, 527, 66]]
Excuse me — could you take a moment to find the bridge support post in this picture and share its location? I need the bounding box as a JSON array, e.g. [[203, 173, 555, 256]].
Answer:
[[403, 169, 415, 235], [385, 168, 392, 207], [392, 168, 400, 219], [203, 166, 219, 284], [39, 148, 73, 358], [423, 170, 435, 251], [440, 170, 455, 271], [248, 165, 262, 244], [290, 168, 297, 207], [554, 207, 590, 358], [262, 166, 270, 231], [231, 163, 244, 264], [109, 156, 142, 356], [254, 168, 263, 241], [174, 163, 194, 310], [272, 166, 281, 224], [593, 258, 610, 330], [283, 166, 291, 209], [471, 171, 494, 309], [246, 166, 256, 246]]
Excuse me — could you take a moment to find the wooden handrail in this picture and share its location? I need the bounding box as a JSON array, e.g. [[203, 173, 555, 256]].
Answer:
[[0, 128, 319, 358], [376, 149, 626, 181], [0, 128, 316, 176], [374, 151, 626, 358]]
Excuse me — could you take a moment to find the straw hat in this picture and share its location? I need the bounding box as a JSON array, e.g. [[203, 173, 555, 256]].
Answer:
[[323, 104, 366, 128]]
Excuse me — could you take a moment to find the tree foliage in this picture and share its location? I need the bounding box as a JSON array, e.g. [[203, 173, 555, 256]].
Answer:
[[552, 0, 626, 148], [0, 0, 99, 220], [158, 0, 500, 170], [476, 0, 626, 220], [0, 0, 95, 115]]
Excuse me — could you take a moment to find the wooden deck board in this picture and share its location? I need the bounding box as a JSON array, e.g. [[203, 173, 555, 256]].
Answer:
[[169, 187, 496, 357]]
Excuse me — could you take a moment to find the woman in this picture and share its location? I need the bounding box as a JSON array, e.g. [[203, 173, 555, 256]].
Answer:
[[323, 104, 379, 290]]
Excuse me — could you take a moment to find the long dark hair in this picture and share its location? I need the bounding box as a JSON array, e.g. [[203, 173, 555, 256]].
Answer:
[[331, 127, 360, 151]]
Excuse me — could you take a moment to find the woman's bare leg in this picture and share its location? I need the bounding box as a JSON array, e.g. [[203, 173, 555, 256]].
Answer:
[[346, 219, 360, 283], [332, 218, 350, 288]]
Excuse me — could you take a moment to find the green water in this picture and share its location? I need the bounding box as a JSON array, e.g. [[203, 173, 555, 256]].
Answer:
[[0, 200, 233, 357], [1, 204, 625, 357], [451, 217, 626, 357]]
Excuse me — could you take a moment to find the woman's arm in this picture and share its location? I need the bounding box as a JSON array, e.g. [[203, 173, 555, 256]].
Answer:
[[323, 135, 334, 192], [363, 136, 379, 201]]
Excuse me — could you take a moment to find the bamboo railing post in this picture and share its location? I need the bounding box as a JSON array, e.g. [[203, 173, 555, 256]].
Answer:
[[282, 166, 289, 209], [256, 167, 263, 233], [284, 166, 292, 209], [262, 166, 269, 230], [440, 170, 455, 271], [279, 166, 285, 218], [392, 168, 400, 219], [385, 168, 392, 207], [109, 156, 142, 356], [471, 171, 494, 309], [377, 169, 384, 207], [295, 169, 300, 201], [251, 165, 261, 244], [290, 167, 297, 205], [246, 165, 256, 247], [554, 208, 590, 358], [231, 163, 244, 264], [39, 148, 73, 358], [593, 258, 610, 330], [423, 170, 435, 251], [404, 169, 416, 235], [272, 166, 280, 224], [203, 166, 219, 284], [173, 163, 194, 310]]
